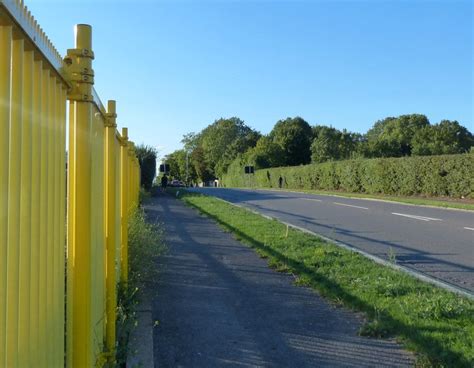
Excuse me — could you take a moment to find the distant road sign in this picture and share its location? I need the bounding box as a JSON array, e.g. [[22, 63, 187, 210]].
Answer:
[[244, 166, 254, 174], [160, 164, 170, 173]]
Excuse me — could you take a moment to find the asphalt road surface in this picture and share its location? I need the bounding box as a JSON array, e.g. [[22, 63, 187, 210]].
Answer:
[[190, 188, 474, 293], [149, 194, 413, 367]]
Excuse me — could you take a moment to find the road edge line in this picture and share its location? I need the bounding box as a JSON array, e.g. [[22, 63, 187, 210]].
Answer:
[[212, 196, 473, 300]]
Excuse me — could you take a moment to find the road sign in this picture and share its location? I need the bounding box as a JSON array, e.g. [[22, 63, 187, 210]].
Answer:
[[244, 166, 254, 174], [159, 164, 170, 173]]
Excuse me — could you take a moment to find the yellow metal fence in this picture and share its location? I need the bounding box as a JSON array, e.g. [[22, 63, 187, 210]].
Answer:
[[1, 1, 140, 366]]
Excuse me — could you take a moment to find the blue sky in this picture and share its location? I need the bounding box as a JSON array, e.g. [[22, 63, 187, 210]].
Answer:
[[26, 0, 472, 159]]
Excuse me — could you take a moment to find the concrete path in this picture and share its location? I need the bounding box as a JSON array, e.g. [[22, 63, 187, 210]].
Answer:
[[146, 194, 414, 367]]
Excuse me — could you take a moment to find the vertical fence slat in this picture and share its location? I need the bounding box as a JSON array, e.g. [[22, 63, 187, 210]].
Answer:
[[66, 97, 75, 368], [53, 80, 62, 367], [39, 67, 50, 367], [0, 25, 12, 367], [30, 57, 43, 366], [115, 137, 122, 283], [18, 48, 34, 367], [105, 101, 117, 361], [58, 86, 67, 367], [6, 38, 24, 368], [120, 128, 129, 283], [45, 73, 55, 367], [90, 106, 106, 361]]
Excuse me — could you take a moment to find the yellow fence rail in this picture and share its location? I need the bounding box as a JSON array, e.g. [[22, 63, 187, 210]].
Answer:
[[1, 1, 140, 366]]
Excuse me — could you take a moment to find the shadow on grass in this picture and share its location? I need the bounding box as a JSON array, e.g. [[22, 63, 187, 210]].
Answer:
[[181, 192, 471, 368]]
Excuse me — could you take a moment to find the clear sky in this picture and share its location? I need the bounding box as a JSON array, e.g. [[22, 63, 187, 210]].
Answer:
[[26, 0, 473, 160]]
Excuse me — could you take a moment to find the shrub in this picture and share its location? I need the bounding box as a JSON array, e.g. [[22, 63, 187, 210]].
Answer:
[[222, 153, 473, 198], [136, 145, 157, 190]]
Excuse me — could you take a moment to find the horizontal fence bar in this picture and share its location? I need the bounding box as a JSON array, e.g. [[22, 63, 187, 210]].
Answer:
[[0, 0, 64, 71]]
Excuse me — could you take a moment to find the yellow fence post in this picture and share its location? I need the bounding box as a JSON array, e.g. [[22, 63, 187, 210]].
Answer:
[[120, 127, 129, 283], [105, 100, 118, 362], [66, 24, 95, 368], [0, 24, 12, 367]]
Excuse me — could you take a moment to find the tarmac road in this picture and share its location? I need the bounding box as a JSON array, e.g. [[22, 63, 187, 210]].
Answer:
[[190, 188, 474, 293]]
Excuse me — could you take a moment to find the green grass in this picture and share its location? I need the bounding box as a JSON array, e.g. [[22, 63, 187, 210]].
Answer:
[[254, 188, 474, 211], [116, 205, 166, 366], [177, 190, 474, 367]]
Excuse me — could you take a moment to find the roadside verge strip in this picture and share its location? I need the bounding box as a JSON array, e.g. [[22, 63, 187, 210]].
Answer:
[[216, 197, 473, 300]]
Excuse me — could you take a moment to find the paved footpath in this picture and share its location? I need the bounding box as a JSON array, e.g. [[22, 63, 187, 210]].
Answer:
[[146, 194, 414, 367]]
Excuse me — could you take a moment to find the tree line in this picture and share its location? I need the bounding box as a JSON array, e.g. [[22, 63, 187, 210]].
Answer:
[[163, 114, 473, 184]]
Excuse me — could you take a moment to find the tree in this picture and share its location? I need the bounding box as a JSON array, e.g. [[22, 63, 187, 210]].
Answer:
[[412, 120, 474, 155], [163, 149, 195, 182], [214, 129, 261, 177], [184, 117, 260, 180], [365, 114, 430, 157], [310, 126, 361, 163], [311, 126, 340, 163], [191, 146, 213, 183], [269, 117, 312, 166], [245, 136, 285, 169], [135, 144, 157, 190]]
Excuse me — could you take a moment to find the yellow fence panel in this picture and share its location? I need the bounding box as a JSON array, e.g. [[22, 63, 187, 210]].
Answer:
[[1, 1, 141, 366], [0, 3, 70, 366]]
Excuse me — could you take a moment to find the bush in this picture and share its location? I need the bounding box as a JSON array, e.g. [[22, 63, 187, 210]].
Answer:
[[136, 145, 157, 190], [222, 154, 473, 198]]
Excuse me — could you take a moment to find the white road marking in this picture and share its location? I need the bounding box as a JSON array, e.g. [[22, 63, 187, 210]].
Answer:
[[464, 227, 474, 231], [333, 202, 369, 210], [299, 198, 323, 202], [391, 213, 443, 222]]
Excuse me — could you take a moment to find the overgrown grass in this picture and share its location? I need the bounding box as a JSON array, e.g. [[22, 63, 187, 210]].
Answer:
[[116, 205, 166, 366], [178, 190, 474, 367], [263, 188, 474, 211], [139, 187, 151, 202]]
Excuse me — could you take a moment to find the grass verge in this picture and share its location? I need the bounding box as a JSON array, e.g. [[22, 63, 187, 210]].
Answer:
[[116, 205, 166, 366], [177, 190, 473, 367], [244, 187, 474, 211]]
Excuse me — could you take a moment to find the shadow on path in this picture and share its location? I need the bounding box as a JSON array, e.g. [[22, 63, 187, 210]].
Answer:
[[147, 194, 414, 367]]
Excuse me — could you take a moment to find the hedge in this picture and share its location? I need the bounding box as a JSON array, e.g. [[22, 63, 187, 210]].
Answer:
[[221, 154, 474, 198]]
